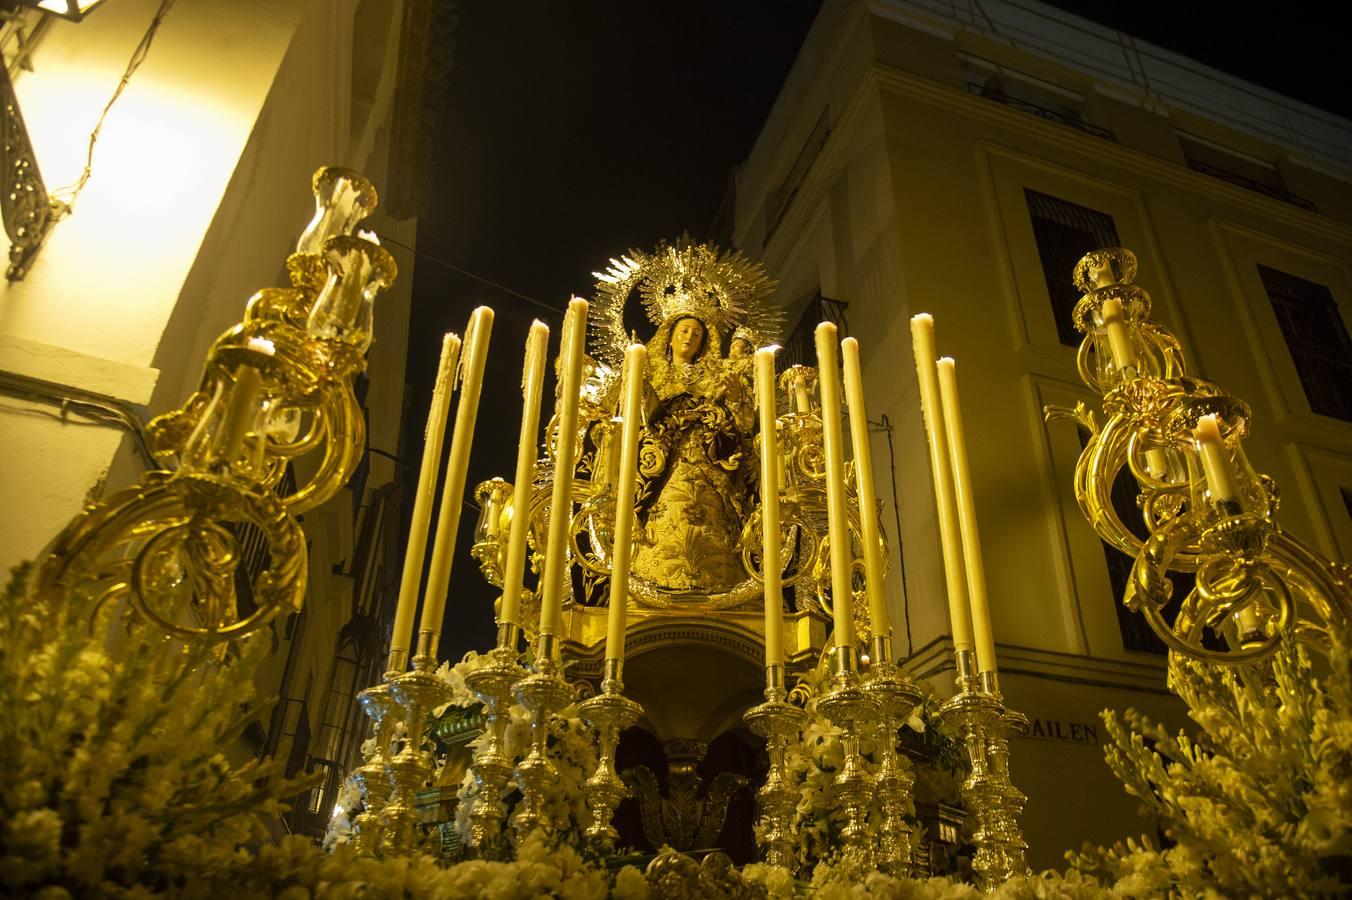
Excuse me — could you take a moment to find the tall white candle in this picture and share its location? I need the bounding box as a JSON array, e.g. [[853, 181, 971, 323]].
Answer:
[[792, 371, 811, 414], [755, 347, 786, 667], [909, 315, 974, 654], [499, 321, 549, 629], [389, 333, 460, 671], [935, 357, 997, 674], [814, 322, 857, 653], [841, 337, 891, 650], [1100, 297, 1136, 375], [539, 297, 589, 643], [1194, 414, 1237, 503], [604, 344, 647, 662], [419, 307, 494, 657], [220, 365, 263, 463]]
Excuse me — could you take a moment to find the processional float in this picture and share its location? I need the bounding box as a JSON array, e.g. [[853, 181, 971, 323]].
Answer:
[[346, 236, 1029, 884]]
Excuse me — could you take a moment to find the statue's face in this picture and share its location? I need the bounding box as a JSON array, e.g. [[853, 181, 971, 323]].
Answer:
[[729, 338, 752, 359], [670, 317, 706, 364]]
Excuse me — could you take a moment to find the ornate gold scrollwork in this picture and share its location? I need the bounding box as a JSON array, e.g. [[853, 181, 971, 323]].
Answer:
[[1047, 246, 1351, 663], [30, 167, 394, 643]]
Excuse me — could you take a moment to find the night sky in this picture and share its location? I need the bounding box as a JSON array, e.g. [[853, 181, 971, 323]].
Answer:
[[394, 1, 1349, 663]]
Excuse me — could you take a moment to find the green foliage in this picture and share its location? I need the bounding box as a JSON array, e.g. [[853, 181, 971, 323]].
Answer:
[[1069, 634, 1352, 896]]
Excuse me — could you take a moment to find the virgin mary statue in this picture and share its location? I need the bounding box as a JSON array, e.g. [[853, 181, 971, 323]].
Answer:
[[629, 311, 757, 593], [588, 240, 783, 601]]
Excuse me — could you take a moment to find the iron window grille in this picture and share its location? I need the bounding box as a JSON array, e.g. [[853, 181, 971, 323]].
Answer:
[[1258, 265, 1352, 423], [1025, 189, 1121, 347]]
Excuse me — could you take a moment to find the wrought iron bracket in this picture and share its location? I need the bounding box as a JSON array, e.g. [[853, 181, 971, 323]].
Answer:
[[1, 61, 60, 281]]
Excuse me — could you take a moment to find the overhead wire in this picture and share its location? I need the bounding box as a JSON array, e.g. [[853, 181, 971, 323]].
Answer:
[[50, 0, 177, 213]]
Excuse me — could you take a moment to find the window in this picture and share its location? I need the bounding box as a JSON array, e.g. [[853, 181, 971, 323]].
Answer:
[[1258, 265, 1352, 423], [1026, 190, 1121, 347]]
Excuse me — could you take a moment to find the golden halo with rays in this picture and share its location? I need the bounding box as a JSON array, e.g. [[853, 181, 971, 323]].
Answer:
[[588, 237, 782, 367]]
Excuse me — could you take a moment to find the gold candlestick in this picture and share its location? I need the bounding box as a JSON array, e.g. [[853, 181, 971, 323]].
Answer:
[[381, 656, 453, 856], [940, 672, 1028, 889], [743, 664, 807, 871], [578, 659, 644, 856], [816, 645, 880, 866], [463, 622, 526, 859], [511, 633, 575, 843], [350, 684, 397, 855], [863, 635, 924, 876]]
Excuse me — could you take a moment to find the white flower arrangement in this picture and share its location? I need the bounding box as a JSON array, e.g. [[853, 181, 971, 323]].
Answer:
[[6, 555, 1346, 896]]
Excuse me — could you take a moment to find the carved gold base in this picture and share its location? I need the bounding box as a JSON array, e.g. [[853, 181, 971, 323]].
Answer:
[[818, 646, 881, 867], [351, 683, 398, 855]]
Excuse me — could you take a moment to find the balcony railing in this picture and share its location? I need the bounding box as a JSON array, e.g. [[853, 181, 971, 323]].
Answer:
[[780, 293, 850, 371], [967, 82, 1116, 142], [1186, 158, 1317, 211]]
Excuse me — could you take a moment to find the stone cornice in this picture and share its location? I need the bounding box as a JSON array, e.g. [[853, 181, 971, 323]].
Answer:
[[749, 61, 1352, 272], [906, 634, 1173, 696]]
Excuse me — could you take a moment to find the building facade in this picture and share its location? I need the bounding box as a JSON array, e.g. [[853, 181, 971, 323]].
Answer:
[[0, 0, 447, 838], [733, 0, 1352, 866]]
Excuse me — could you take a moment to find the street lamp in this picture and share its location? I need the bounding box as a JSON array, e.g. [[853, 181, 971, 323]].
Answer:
[[26, 0, 108, 23]]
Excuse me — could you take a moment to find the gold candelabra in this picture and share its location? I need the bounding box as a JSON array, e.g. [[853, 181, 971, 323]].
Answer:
[[29, 166, 391, 644], [1045, 247, 1352, 663], [380, 654, 454, 856], [816, 645, 881, 867]]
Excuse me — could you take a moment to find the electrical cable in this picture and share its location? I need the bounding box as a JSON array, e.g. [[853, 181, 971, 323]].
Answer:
[[50, 0, 176, 213], [878, 414, 914, 658], [374, 231, 567, 319]]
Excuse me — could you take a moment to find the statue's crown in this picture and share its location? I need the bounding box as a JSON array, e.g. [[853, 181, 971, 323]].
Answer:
[[589, 237, 782, 366]]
